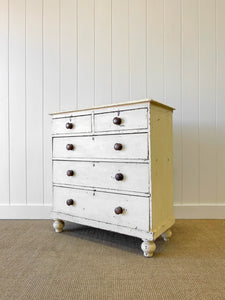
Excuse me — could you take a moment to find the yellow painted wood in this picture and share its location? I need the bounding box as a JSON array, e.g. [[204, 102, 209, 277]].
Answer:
[[150, 103, 175, 235]]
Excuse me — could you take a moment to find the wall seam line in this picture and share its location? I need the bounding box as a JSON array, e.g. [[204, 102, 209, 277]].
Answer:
[[163, 0, 165, 103], [42, 0, 44, 205], [76, 0, 78, 109], [180, 0, 183, 205], [8, 0, 11, 206], [128, 0, 131, 100], [215, 0, 218, 204], [146, 0, 148, 98], [198, 0, 200, 205], [59, 0, 61, 111], [110, 0, 112, 104], [25, 0, 28, 205], [93, 0, 95, 107]]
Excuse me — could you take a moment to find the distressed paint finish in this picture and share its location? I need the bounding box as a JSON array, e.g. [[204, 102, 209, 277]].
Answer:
[[52, 133, 148, 160], [51, 99, 175, 257], [53, 160, 149, 193]]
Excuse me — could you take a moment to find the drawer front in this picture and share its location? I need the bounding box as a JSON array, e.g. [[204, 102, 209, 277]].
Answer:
[[53, 133, 148, 160], [95, 108, 148, 132], [53, 186, 149, 231], [52, 115, 92, 134], [53, 161, 149, 193]]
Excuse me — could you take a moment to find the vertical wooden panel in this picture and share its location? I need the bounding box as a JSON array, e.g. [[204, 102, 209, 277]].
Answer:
[[147, 0, 164, 101], [77, 0, 94, 108], [43, 0, 60, 204], [164, 0, 182, 205], [182, 0, 199, 204], [199, 0, 216, 204], [129, 0, 146, 100], [112, 0, 129, 102], [0, 0, 9, 204], [26, 0, 43, 204], [95, 0, 112, 106], [60, 0, 77, 110], [215, 0, 225, 204], [9, 0, 26, 204], [0, 0, 224, 216]]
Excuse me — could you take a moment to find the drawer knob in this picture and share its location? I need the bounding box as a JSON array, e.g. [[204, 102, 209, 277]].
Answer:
[[114, 143, 122, 151], [66, 122, 73, 129], [115, 173, 124, 181], [114, 206, 123, 215], [66, 199, 74, 206], [113, 117, 122, 125], [66, 144, 74, 151], [67, 170, 74, 176]]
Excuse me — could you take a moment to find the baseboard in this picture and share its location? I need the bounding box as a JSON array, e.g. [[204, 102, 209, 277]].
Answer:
[[0, 204, 224, 219], [174, 204, 225, 219], [0, 204, 52, 219]]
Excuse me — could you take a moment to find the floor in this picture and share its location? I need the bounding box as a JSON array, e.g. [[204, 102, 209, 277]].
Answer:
[[0, 220, 224, 300]]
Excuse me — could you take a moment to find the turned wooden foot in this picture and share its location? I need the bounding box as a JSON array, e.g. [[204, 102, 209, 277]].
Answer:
[[161, 229, 172, 241], [53, 219, 65, 233], [141, 240, 156, 257]]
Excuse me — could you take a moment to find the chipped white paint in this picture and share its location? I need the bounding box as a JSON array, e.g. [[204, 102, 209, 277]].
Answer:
[[51, 99, 174, 257], [53, 160, 149, 194], [53, 133, 148, 160]]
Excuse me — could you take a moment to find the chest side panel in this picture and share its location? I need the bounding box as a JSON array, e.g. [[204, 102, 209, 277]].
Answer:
[[150, 103, 175, 236]]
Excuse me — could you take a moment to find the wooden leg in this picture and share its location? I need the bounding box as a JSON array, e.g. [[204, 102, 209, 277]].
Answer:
[[141, 240, 156, 257], [53, 219, 65, 233], [161, 229, 172, 241]]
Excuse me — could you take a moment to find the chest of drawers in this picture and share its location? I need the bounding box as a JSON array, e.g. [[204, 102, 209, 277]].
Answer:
[[51, 99, 175, 257]]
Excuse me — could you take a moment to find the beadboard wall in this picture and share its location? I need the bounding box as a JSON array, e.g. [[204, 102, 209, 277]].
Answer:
[[0, 0, 224, 219]]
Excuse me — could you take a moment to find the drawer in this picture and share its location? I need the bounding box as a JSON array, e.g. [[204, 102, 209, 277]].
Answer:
[[52, 114, 92, 134], [53, 161, 149, 193], [53, 133, 148, 160], [94, 108, 148, 132], [53, 186, 149, 231]]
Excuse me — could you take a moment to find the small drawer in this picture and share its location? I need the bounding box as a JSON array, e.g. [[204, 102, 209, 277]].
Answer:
[[94, 108, 148, 132], [53, 133, 148, 160], [53, 161, 149, 193], [52, 114, 92, 134], [53, 186, 149, 231]]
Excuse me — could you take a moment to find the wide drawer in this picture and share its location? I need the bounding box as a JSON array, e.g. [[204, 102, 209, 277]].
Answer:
[[53, 133, 148, 160], [52, 114, 92, 134], [53, 186, 149, 231], [53, 161, 149, 193], [95, 108, 148, 132]]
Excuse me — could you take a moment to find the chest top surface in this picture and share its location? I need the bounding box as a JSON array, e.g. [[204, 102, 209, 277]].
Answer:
[[50, 99, 175, 118]]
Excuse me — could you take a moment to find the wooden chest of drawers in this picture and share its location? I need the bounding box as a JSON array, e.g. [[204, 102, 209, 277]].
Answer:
[[51, 99, 175, 257]]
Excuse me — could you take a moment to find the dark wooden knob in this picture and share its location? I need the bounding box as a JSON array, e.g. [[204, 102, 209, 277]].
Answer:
[[113, 117, 122, 125], [66, 199, 74, 206], [66, 170, 74, 176], [114, 143, 122, 151], [115, 173, 124, 181], [66, 144, 74, 150], [65, 122, 73, 129], [114, 206, 123, 215]]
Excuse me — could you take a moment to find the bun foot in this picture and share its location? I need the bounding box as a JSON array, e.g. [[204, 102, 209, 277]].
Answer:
[[53, 219, 65, 233], [141, 240, 156, 257], [161, 229, 172, 241]]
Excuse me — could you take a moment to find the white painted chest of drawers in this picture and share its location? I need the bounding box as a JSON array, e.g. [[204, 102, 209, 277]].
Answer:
[[51, 99, 175, 257]]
